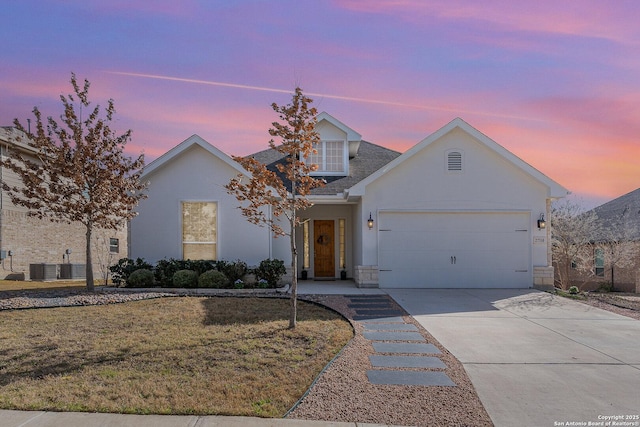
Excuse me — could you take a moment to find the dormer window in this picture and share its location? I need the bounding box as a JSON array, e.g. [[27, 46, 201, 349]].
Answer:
[[308, 140, 348, 175]]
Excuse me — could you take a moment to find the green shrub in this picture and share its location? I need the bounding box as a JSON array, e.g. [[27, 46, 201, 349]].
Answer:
[[154, 259, 179, 287], [185, 259, 217, 275], [223, 260, 249, 284], [127, 269, 155, 288], [598, 282, 613, 293], [254, 259, 286, 288], [568, 286, 579, 295], [154, 259, 217, 287], [198, 270, 229, 288], [173, 269, 198, 288], [110, 258, 153, 287]]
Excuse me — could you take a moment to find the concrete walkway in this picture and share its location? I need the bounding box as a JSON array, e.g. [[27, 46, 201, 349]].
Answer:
[[386, 288, 640, 427], [0, 410, 397, 426]]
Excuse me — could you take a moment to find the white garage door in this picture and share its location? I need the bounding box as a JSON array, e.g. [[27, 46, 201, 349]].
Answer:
[[378, 211, 531, 288]]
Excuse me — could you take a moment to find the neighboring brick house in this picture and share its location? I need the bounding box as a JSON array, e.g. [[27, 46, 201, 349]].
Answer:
[[0, 126, 127, 281], [561, 188, 640, 293]]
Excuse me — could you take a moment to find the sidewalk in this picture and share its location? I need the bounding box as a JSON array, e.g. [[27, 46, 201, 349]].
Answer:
[[0, 409, 400, 426]]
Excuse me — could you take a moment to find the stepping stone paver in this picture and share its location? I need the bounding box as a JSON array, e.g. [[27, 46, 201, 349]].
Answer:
[[353, 314, 404, 321], [355, 316, 405, 323], [363, 323, 418, 331], [373, 342, 441, 354], [348, 303, 394, 309], [347, 294, 455, 388], [369, 355, 447, 369], [367, 370, 455, 386], [364, 331, 425, 342], [352, 309, 404, 315]]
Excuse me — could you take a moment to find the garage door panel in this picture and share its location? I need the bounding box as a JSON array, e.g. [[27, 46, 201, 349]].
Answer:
[[379, 212, 531, 288], [379, 248, 450, 270]]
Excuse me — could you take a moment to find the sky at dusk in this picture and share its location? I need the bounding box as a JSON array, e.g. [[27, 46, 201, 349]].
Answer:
[[2, 0, 639, 208]]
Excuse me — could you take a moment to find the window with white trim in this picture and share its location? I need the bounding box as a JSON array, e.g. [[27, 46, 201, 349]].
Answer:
[[307, 140, 347, 175], [303, 220, 310, 269], [594, 248, 604, 277], [339, 218, 346, 269], [182, 201, 217, 260], [109, 238, 120, 253]]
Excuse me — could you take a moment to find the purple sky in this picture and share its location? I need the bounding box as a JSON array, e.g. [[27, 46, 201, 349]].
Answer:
[[2, 0, 639, 208]]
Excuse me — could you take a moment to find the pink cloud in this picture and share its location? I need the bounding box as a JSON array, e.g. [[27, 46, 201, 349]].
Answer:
[[333, 0, 639, 46]]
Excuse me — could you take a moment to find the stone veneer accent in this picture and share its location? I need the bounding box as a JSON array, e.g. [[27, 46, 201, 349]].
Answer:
[[0, 209, 127, 281], [533, 265, 555, 291], [355, 265, 379, 288]]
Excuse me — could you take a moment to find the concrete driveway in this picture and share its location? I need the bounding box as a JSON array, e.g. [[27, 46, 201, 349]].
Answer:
[[385, 289, 640, 427]]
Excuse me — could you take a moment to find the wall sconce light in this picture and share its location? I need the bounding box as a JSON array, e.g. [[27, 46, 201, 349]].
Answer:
[[537, 214, 546, 230], [367, 212, 374, 229]]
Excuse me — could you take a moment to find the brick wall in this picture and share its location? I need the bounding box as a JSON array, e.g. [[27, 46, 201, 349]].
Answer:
[[555, 242, 640, 293], [0, 209, 127, 281]]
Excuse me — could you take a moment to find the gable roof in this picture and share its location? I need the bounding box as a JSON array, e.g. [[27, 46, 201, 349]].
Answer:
[[141, 134, 246, 178], [348, 117, 569, 198], [249, 140, 401, 196], [316, 111, 361, 142], [0, 126, 39, 155], [591, 187, 640, 240]]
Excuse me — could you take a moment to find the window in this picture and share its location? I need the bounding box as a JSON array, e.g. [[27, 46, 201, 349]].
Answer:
[[307, 140, 346, 175], [339, 218, 346, 269], [109, 238, 119, 253], [182, 201, 217, 260], [303, 220, 310, 269], [446, 150, 463, 172], [595, 248, 604, 277]]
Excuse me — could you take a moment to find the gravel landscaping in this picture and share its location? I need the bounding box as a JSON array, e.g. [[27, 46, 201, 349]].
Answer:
[[293, 294, 493, 427]]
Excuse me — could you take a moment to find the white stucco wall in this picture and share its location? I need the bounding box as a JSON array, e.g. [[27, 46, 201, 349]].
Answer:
[[130, 143, 271, 265], [359, 127, 550, 271]]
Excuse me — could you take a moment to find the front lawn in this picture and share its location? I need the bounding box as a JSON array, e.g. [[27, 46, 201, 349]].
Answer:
[[0, 297, 353, 417], [0, 280, 90, 292]]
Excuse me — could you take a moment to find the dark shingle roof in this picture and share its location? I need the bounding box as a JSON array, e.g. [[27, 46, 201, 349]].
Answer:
[[591, 187, 640, 240], [248, 141, 401, 195]]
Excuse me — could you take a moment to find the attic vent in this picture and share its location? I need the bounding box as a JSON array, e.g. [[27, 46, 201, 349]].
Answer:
[[447, 151, 463, 172]]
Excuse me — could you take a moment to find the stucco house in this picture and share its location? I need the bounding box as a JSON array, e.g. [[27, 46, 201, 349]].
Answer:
[[0, 126, 127, 281], [130, 114, 568, 289]]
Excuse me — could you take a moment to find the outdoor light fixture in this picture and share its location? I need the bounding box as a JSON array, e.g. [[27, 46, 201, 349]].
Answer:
[[537, 213, 546, 230], [367, 213, 374, 229]]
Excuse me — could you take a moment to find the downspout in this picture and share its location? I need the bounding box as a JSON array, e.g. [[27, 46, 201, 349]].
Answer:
[[546, 198, 552, 267], [0, 142, 5, 271]]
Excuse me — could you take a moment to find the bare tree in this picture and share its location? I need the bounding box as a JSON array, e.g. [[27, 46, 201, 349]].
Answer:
[[0, 73, 147, 291], [594, 209, 640, 291], [226, 87, 324, 328], [551, 197, 599, 289]]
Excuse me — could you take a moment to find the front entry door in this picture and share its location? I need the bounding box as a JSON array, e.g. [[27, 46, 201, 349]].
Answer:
[[314, 220, 335, 278]]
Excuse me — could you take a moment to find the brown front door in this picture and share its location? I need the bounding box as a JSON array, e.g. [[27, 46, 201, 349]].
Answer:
[[314, 220, 335, 278]]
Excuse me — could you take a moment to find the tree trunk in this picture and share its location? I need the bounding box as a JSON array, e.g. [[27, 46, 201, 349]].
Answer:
[[85, 222, 95, 291], [290, 227, 297, 329]]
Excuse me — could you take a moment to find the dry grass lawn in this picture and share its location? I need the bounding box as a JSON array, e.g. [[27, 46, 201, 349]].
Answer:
[[0, 297, 353, 417], [0, 280, 90, 292]]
